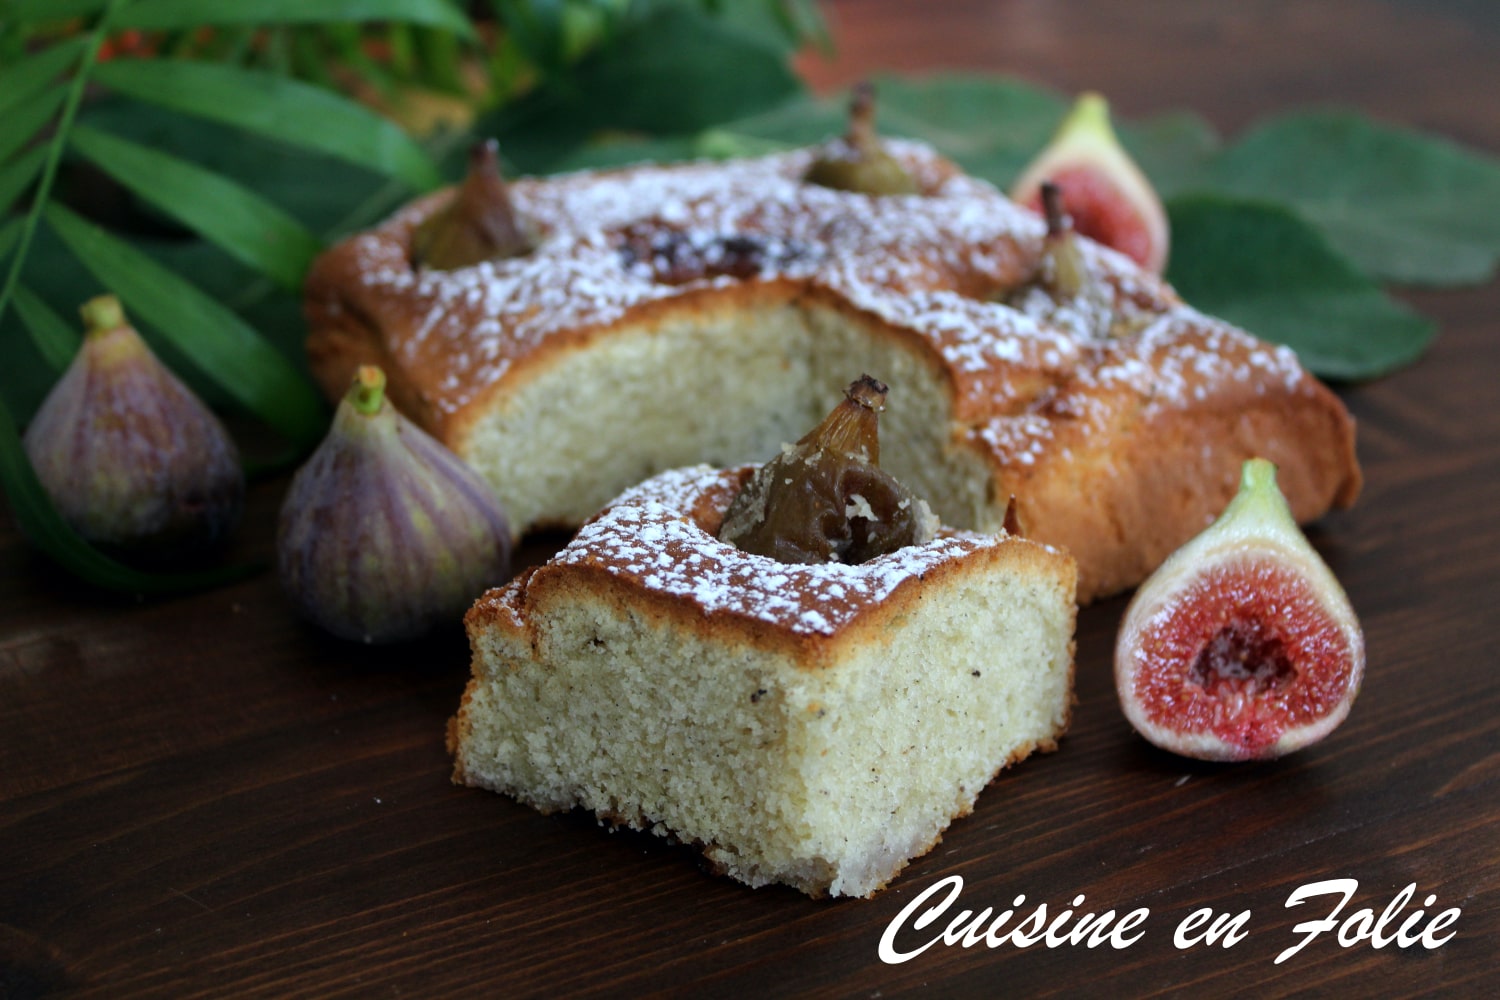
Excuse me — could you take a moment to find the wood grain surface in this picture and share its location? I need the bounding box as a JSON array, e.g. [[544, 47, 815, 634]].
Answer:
[[4, 1, 1498, 996]]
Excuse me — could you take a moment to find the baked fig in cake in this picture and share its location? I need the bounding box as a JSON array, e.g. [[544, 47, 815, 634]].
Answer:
[[413, 139, 533, 270], [804, 81, 918, 195], [720, 374, 937, 564], [1115, 458, 1364, 761], [277, 365, 511, 643], [1035, 181, 1091, 301], [1010, 92, 1169, 274], [23, 294, 243, 564]]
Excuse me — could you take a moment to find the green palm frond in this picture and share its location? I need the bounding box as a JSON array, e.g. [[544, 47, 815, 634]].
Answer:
[[0, 0, 820, 594], [0, 0, 470, 591]]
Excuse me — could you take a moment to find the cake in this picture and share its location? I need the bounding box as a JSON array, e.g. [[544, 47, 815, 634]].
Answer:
[[304, 140, 1360, 602], [449, 463, 1076, 898]]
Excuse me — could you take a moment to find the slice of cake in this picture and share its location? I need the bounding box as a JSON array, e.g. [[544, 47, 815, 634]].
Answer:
[[449, 464, 1076, 898]]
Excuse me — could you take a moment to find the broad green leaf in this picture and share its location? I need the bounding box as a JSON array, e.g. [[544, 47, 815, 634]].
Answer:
[[1207, 110, 1500, 286], [0, 392, 257, 596], [490, 0, 569, 75], [0, 37, 88, 119], [12, 284, 79, 372], [713, 0, 825, 54], [550, 134, 704, 174], [92, 59, 441, 190], [579, 7, 801, 130], [1119, 111, 1220, 198], [45, 203, 326, 445], [1166, 194, 1435, 380], [70, 124, 324, 290], [693, 129, 797, 160], [873, 75, 1068, 184], [690, 97, 832, 150], [0, 147, 47, 216], [114, 0, 474, 35], [483, 3, 802, 173], [0, 84, 67, 166]]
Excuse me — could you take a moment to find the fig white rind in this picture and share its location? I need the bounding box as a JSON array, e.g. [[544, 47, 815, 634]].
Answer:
[[1115, 459, 1365, 761]]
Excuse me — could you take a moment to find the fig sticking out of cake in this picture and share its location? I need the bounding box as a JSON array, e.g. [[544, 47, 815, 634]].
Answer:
[[450, 382, 1077, 897], [804, 81, 919, 195], [720, 374, 938, 564], [412, 139, 533, 270]]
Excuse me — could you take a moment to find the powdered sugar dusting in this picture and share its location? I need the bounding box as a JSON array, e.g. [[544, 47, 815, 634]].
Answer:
[[541, 465, 1007, 637]]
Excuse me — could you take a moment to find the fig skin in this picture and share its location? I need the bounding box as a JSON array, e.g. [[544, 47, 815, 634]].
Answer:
[[804, 82, 919, 196], [22, 294, 244, 564], [1011, 92, 1169, 274], [412, 139, 533, 270], [1115, 459, 1365, 762], [277, 365, 512, 644]]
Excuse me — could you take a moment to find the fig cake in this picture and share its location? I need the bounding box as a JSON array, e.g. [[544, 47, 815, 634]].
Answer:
[[304, 140, 1360, 602]]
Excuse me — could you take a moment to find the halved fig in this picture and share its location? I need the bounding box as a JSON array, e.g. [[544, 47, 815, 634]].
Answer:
[[1115, 459, 1364, 761], [1011, 92, 1169, 274]]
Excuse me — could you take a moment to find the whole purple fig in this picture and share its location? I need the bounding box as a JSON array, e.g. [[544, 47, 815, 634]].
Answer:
[[276, 365, 512, 643], [22, 294, 244, 564]]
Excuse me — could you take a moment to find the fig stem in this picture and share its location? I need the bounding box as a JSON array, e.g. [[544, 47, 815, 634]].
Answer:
[[350, 365, 388, 416], [471, 138, 498, 175], [846, 373, 888, 412], [848, 80, 876, 151], [80, 294, 126, 336], [1040, 181, 1069, 238], [1223, 457, 1292, 525]]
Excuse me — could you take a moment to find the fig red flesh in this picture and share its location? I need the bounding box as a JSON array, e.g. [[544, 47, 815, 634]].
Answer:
[[1115, 459, 1364, 762], [1130, 558, 1357, 759]]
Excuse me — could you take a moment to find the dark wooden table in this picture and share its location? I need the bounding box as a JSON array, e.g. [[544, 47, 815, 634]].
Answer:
[[4, 1, 1498, 996]]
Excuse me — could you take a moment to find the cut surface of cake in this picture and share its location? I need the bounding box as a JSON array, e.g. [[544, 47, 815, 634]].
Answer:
[[449, 464, 1077, 898], [305, 140, 1360, 602]]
